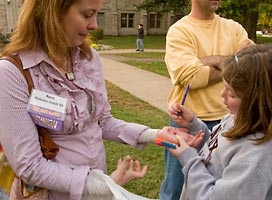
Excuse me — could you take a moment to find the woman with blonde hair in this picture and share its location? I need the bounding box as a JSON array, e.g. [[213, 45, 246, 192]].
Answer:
[[0, 0, 194, 199]]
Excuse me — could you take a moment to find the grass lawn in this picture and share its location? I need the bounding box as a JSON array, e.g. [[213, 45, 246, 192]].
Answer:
[[100, 35, 272, 79], [101, 39, 170, 198], [115, 52, 165, 59], [105, 81, 169, 198], [102, 34, 272, 198], [101, 35, 166, 49], [122, 60, 169, 78], [100, 34, 272, 50], [256, 35, 272, 44], [104, 50, 169, 77]]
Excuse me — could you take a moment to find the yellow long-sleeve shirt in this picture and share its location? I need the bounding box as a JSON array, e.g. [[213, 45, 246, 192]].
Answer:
[[165, 14, 253, 121]]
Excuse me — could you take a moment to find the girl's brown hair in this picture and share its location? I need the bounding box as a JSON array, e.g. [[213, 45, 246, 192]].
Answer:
[[222, 44, 272, 144], [1, 0, 92, 67]]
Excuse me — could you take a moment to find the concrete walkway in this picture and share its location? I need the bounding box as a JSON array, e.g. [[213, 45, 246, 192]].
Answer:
[[99, 49, 171, 113]]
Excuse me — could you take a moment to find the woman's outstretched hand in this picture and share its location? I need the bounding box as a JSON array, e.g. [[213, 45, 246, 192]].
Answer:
[[110, 155, 148, 186], [156, 126, 202, 148]]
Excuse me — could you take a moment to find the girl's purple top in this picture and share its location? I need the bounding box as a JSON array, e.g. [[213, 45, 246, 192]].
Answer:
[[0, 47, 148, 200]]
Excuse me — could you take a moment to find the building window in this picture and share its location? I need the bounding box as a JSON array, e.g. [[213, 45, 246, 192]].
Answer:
[[97, 12, 105, 27], [171, 14, 183, 24], [149, 14, 162, 29], [121, 13, 134, 28]]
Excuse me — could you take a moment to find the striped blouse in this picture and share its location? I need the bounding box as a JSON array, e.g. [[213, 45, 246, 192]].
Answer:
[[0, 47, 148, 200]]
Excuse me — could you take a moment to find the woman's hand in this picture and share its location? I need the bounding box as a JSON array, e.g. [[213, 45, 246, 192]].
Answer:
[[167, 130, 204, 157], [169, 103, 194, 127], [110, 155, 148, 186], [156, 126, 191, 145]]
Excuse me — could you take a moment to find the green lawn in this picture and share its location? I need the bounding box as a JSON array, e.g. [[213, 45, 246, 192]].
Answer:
[[103, 34, 272, 198], [101, 35, 272, 79], [256, 35, 272, 44], [115, 52, 165, 59], [121, 60, 169, 77], [101, 35, 166, 49], [105, 81, 169, 198], [100, 34, 272, 50], [101, 39, 170, 198]]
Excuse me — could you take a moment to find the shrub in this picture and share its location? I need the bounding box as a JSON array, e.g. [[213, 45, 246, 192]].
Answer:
[[89, 28, 104, 44]]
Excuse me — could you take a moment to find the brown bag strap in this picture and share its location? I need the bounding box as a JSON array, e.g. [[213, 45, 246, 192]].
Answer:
[[0, 55, 33, 93], [0, 55, 59, 159]]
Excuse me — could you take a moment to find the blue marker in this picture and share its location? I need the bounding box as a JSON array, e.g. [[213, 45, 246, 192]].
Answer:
[[161, 141, 177, 149], [178, 84, 190, 116], [181, 84, 190, 105]]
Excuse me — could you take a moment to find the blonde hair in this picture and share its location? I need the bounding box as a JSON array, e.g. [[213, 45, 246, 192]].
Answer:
[[1, 0, 92, 67], [222, 44, 272, 144]]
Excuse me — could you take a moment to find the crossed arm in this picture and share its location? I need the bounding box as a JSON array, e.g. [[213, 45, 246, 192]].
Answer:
[[200, 55, 228, 86]]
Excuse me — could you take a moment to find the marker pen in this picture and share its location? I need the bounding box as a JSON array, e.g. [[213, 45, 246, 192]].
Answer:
[[181, 84, 190, 105], [155, 138, 177, 149], [161, 141, 177, 149], [178, 84, 190, 116]]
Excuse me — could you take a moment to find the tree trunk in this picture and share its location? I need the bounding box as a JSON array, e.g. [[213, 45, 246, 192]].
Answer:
[[243, 11, 258, 42]]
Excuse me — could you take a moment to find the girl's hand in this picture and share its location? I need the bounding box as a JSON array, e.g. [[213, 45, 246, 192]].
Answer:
[[167, 130, 204, 157], [110, 155, 148, 186], [169, 103, 194, 126]]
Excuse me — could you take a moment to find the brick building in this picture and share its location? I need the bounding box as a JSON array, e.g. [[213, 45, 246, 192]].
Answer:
[[99, 0, 176, 35], [0, 0, 177, 36], [0, 0, 23, 35]]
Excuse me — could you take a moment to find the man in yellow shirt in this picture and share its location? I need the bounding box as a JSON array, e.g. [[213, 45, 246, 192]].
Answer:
[[160, 0, 253, 199]]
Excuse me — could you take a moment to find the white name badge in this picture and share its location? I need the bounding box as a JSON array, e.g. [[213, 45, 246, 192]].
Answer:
[[27, 89, 67, 130]]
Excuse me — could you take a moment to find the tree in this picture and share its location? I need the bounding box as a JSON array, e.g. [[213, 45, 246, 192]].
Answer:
[[135, 0, 191, 22], [136, 0, 272, 42], [218, 0, 272, 42]]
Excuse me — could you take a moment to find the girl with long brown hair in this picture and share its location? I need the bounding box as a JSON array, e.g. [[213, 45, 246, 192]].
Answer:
[[168, 44, 272, 200]]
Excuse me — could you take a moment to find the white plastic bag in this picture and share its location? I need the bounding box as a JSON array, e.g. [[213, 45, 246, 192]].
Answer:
[[82, 170, 155, 200]]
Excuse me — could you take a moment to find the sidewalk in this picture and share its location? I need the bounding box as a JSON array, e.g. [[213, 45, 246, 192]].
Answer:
[[99, 49, 171, 113]]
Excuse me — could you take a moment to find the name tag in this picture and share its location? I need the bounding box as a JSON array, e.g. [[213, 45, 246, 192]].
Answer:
[[27, 89, 67, 130]]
